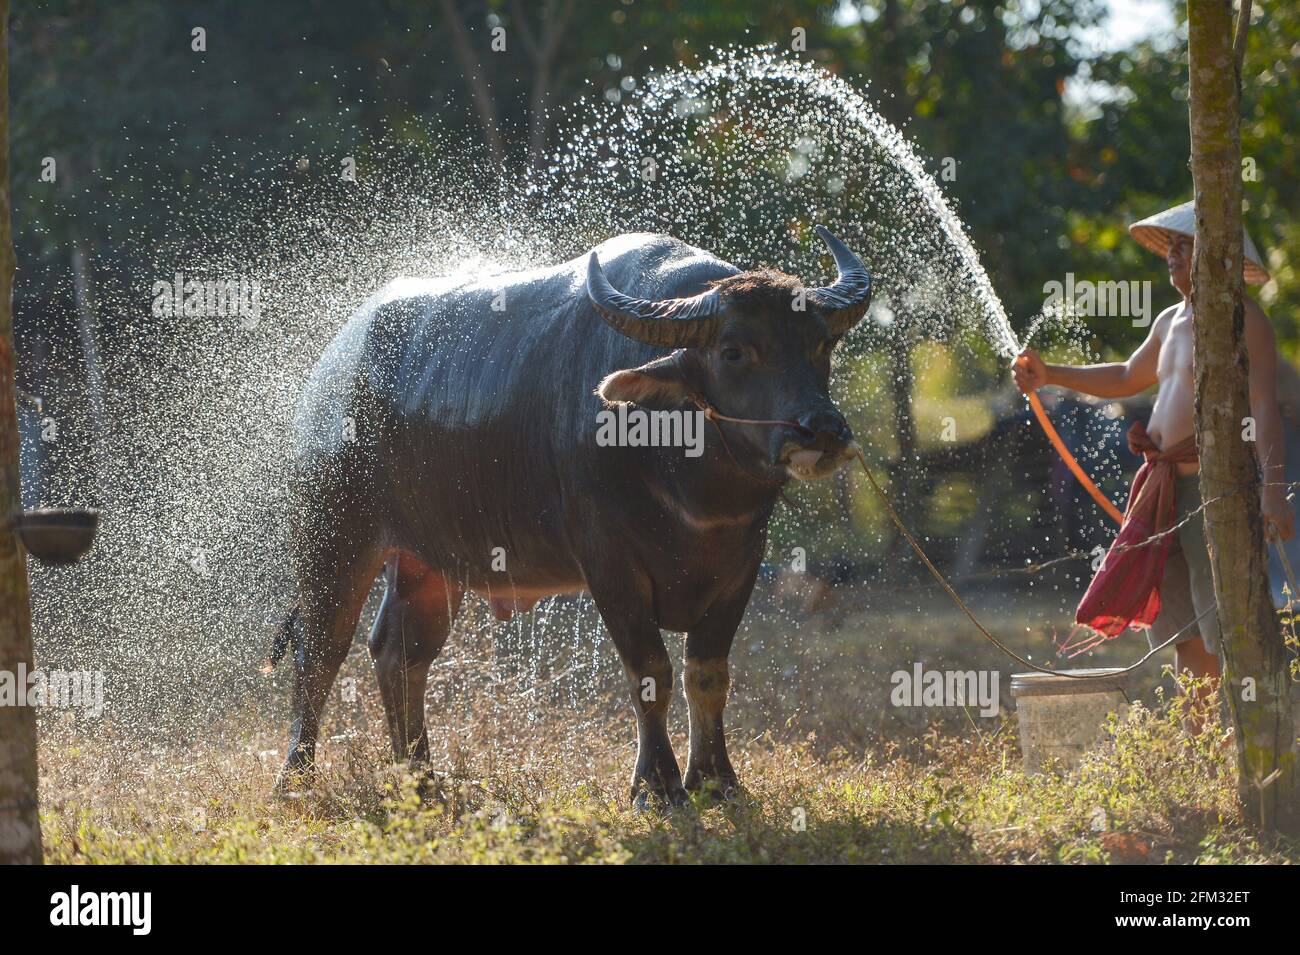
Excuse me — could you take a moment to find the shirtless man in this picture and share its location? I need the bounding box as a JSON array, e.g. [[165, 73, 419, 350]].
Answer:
[[1013, 200, 1295, 679]]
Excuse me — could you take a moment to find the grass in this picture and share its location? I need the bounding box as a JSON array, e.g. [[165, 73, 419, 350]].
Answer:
[[36, 663, 1297, 864], [29, 583, 1300, 864]]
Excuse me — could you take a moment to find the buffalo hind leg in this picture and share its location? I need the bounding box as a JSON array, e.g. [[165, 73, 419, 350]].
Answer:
[[369, 553, 461, 763], [277, 539, 382, 792]]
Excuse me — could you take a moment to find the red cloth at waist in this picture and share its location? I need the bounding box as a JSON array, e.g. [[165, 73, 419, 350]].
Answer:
[[1074, 421, 1198, 637]]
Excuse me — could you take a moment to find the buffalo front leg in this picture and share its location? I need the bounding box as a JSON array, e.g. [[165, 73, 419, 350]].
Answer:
[[683, 597, 748, 798], [623, 641, 685, 809], [278, 550, 381, 791], [588, 583, 686, 808], [682, 657, 736, 797]]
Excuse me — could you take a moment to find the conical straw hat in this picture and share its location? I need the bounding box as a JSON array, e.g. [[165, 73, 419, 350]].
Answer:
[[1129, 199, 1270, 285]]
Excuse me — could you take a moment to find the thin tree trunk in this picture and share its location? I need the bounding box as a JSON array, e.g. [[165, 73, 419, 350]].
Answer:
[[883, 318, 918, 568], [876, 0, 913, 125], [71, 238, 107, 479], [526, 57, 551, 170], [436, 0, 506, 168], [889, 324, 917, 468], [876, 3, 919, 564], [0, 0, 44, 865], [1187, 0, 1298, 834]]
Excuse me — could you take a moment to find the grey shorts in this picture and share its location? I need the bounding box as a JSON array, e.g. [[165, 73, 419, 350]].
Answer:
[[1147, 474, 1220, 656]]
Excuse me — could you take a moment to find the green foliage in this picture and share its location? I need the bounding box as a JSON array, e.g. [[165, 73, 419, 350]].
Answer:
[[1068, 3, 1300, 357], [17, 0, 1290, 346], [13, 0, 1299, 570]]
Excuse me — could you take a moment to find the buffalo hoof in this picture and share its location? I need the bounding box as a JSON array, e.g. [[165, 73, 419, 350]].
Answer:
[[684, 774, 743, 803], [632, 784, 690, 813], [272, 767, 315, 799], [272, 749, 319, 798]]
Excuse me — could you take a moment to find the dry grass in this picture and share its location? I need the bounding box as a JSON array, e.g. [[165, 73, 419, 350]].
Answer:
[[35, 637, 1297, 864]]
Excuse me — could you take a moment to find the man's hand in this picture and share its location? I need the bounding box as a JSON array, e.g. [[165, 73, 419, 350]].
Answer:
[[1262, 486, 1295, 542], [1012, 349, 1049, 394]]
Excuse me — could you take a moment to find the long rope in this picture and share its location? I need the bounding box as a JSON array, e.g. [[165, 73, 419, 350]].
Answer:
[[1018, 373, 1299, 655], [688, 389, 1209, 680], [691, 392, 1237, 686], [852, 446, 1215, 679]]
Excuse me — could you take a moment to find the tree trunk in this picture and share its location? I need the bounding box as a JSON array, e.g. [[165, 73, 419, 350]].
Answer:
[[876, 0, 913, 126], [1187, 0, 1298, 834], [0, 0, 44, 865]]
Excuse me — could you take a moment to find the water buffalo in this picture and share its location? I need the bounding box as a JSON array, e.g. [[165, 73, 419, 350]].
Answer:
[[271, 226, 871, 805]]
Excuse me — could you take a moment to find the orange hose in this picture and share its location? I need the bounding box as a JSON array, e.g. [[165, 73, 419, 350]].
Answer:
[[1017, 357, 1124, 525]]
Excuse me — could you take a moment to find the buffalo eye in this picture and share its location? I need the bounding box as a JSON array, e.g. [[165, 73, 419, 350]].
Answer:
[[721, 346, 744, 364]]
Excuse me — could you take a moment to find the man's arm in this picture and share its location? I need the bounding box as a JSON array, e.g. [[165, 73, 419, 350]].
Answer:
[[1244, 300, 1295, 540], [1013, 307, 1173, 398]]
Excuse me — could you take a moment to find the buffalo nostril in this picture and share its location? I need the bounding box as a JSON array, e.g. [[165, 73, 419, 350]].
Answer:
[[797, 411, 850, 443]]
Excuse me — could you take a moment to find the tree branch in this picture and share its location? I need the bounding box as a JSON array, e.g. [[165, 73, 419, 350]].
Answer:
[[1232, 0, 1252, 78], [436, 0, 506, 167], [508, 0, 540, 63]]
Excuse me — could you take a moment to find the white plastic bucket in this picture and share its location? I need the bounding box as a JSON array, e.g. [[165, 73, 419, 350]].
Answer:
[[1010, 668, 1131, 773]]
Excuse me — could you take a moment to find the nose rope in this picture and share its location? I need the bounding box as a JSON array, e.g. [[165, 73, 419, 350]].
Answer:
[[688, 392, 810, 478], [688, 393, 811, 434]]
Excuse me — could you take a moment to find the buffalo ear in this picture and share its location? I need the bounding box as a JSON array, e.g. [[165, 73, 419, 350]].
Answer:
[[597, 353, 695, 410]]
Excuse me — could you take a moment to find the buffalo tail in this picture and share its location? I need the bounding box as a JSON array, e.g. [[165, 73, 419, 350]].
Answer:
[[262, 601, 300, 672]]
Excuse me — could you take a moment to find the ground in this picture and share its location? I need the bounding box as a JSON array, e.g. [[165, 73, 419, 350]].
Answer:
[[34, 591, 1300, 864]]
